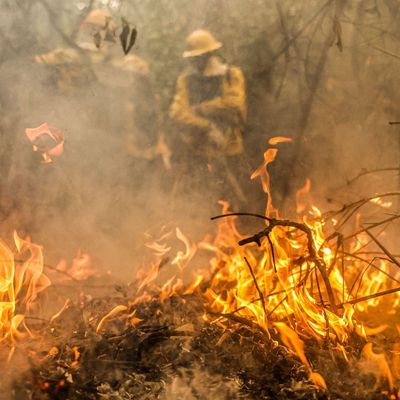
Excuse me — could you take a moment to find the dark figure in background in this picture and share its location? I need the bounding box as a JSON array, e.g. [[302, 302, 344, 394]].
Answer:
[[30, 9, 162, 232], [169, 29, 248, 206], [78, 10, 163, 194], [113, 55, 163, 191]]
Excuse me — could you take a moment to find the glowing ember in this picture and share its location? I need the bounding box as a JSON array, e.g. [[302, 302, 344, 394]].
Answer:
[[54, 250, 96, 281], [370, 197, 392, 209]]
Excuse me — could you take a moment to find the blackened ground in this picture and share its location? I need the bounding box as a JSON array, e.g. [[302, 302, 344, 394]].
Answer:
[[5, 285, 396, 400]]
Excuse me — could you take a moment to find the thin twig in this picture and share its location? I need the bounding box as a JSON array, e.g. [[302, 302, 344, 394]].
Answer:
[[206, 309, 269, 338], [370, 45, 400, 61], [350, 224, 388, 256], [266, 234, 277, 272], [272, 0, 334, 61], [339, 286, 400, 308], [244, 257, 267, 320], [218, 279, 309, 316], [324, 192, 400, 230], [37, 0, 83, 50], [342, 214, 400, 242], [314, 269, 330, 339], [211, 212, 270, 222], [43, 263, 79, 281], [362, 225, 400, 269], [351, 258, 377, 300], [281, 0, 340, 208], [268, 295, 288, 318], [10, 258, 79, 282], [347, 167, 399, 185], [342, 252, 400, 290]]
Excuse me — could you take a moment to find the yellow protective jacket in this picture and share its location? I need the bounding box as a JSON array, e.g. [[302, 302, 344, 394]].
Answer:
[[170, 57, 246, 156]]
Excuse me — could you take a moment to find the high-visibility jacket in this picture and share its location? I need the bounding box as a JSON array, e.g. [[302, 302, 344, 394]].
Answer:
[[170, 56, 246, 156]]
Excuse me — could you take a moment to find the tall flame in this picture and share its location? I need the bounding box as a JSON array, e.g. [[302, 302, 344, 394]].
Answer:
[[0, 232, 50, 347]]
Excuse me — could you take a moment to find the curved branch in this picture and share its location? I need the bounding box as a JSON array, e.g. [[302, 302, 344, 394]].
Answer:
[[211, 212, 272, 222], [215, 214, 338, 313], [346, 167, 398, 185]]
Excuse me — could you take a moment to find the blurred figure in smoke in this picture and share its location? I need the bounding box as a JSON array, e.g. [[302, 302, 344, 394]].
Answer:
[[34, 47, 97, 92], [169, 29, 247, 205], [79, 8, 162, 180], [32, 9, 162, 231], [35, 9, 160, 165]]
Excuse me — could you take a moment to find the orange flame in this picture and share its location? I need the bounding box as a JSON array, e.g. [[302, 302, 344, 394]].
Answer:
[[55, 251, 96, 281], [96, 304, 128, 333], [361, 343, 393, 390], [251, 148, 278, 216], [0, 232, 50, 348], [268, 136, 293, 145], [171, 228, 197, 270]]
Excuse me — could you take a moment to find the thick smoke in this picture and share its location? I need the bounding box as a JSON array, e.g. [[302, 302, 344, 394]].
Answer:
[[1, 1, 400, 398], [0, 0, 399, 275]]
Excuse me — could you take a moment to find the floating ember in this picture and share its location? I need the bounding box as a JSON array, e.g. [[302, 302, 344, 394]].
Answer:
[[25, 123, 65, 164]]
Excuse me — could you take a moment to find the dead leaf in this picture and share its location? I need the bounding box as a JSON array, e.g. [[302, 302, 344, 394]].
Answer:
[[120, 17, 137, 55]]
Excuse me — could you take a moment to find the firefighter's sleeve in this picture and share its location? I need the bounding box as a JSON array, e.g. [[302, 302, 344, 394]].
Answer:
[[196, 67, 246, 123], [169, 74, 212, 130]]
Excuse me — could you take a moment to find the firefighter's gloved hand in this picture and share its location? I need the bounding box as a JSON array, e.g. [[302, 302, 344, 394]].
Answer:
[[208, 126, 226, 148]]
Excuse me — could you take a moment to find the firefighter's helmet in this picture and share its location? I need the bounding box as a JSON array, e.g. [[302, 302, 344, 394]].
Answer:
[[183, 29, 222, 58], [78, 8, 115, 59], [81, 8, 112, 28]]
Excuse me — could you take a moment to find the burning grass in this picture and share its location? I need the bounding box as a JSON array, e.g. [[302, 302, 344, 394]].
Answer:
[[2, 138, 400, 398]]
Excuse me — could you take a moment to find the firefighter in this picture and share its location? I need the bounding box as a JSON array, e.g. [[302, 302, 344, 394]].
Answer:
[[34, 47, 97, 93], [32, 10, 162, 215], [80, 9, 164, 178], [169, 29, 247, 203], [34, 9, 161, 168], [32, 8, 111, 93]]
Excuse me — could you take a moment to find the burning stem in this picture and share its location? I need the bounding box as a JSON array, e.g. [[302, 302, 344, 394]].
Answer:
[[339, 286, 400, 308], [244, 257, 268, 321], [362, 226, 400, 269], [314, 269, 330, 338]]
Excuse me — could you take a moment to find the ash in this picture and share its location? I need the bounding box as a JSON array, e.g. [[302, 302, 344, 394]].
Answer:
[[10, 290, 327, 400]]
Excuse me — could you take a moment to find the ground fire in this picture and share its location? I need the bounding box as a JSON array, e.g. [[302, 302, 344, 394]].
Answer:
[[1, 138, 400, 398], [2, 1, 400, 399]]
